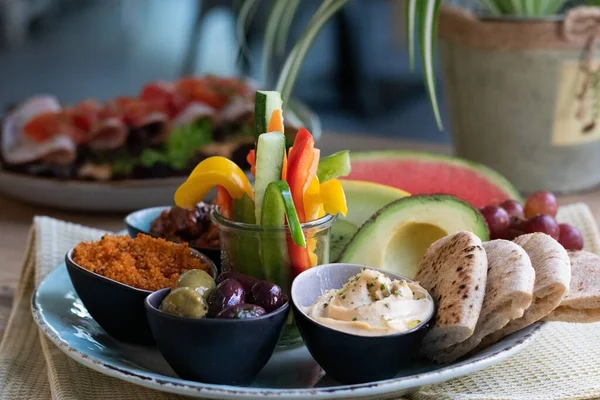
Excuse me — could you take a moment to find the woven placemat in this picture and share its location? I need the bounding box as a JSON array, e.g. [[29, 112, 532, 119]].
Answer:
[[0, 204, 597, 399]]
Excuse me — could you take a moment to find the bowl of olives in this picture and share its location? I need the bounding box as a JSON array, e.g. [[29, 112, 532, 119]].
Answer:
[[145, 270, 290, 386]]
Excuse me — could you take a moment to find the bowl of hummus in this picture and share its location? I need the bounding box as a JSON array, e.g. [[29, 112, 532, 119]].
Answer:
[[291, 264, 435, 384]]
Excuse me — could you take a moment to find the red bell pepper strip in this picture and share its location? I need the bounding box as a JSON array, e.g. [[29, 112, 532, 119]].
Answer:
[[246, 149, 256, 176], [215, 185, 233, 219], [285, 127, 317, 276], [287, 237, 312, 278], [286, 127, 315, 222]]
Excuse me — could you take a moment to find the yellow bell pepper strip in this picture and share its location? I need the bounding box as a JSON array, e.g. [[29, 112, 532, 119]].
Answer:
[[174, 156, 254, 209], [286, 128, 315, 223], [307, 237, 318, 267], [303, 176, 322, 222], [317, 150, 351, 182], [303, 149, 320, 195], [319, 179, 348, 216], [215, 186, 233, 219]]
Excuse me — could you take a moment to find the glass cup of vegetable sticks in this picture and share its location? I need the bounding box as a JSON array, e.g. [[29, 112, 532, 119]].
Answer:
[[212, 208, 335, 347]]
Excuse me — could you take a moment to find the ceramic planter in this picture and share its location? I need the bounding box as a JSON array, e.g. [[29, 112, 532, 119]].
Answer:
[[440, 6, 600, 193]]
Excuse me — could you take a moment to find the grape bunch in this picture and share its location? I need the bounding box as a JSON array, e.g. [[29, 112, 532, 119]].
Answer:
[[479, 191, 583, 250]]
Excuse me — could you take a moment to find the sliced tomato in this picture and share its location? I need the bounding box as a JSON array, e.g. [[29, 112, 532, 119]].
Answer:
[[23, 112, 64, 142], [68, 100, 102, 133], [206, 75, 252, 98], [102, 97, 148, 127], [140, 82, 178, 117], [176, 77, 228, 110]]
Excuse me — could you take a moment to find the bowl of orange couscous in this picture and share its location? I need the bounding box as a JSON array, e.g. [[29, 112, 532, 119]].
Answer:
[[66, 234, 216, 345]]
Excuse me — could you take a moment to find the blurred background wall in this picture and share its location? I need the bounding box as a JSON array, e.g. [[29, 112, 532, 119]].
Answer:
[[0, 0, 449, 143]]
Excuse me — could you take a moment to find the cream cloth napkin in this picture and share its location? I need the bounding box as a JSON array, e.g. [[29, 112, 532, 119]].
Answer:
[[0, 205, 598, 399]]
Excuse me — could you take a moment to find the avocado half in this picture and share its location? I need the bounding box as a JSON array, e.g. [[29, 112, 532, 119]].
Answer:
[[330, 180, 410, 260], [338, 194, 489, 279]]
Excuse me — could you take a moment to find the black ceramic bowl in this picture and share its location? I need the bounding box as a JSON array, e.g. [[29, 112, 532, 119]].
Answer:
[[291, 263, 435, 385], [145, 288, 289, 386], [125, 206, 221, 268], [65, 247, 217, 346]]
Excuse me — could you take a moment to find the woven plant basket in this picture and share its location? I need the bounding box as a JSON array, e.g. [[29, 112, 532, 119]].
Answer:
[[440, 5, 600, 193]]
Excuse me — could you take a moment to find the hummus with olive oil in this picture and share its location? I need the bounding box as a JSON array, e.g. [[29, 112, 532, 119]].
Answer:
[[306, 269, 433, 336]]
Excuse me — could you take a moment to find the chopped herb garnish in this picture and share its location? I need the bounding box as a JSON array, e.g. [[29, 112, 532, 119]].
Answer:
[[341, 295, 346, 300], [323, 303, 329, 308], [366, 282, 374, 289], [393, 290, 401, 296], [380, 284, 385, 291], [384, 303, 390, 309], [352, 317, 357, 321]]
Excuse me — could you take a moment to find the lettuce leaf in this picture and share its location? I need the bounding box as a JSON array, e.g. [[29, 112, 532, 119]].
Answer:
[[139, 119, 213, 170]]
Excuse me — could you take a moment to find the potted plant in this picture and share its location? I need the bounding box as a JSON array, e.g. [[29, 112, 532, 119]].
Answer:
[[242, 0, 600, 193]]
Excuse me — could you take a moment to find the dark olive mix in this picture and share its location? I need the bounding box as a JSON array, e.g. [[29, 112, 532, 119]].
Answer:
[[206, 278, 246, 317], [216, 304, 266, 319], [250, 281, 285, 313], [216, 271, 259, 292]]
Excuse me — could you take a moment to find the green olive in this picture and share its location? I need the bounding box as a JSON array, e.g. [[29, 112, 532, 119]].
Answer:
[[175, 269, 216, 297], [160, 287, 208, 318]]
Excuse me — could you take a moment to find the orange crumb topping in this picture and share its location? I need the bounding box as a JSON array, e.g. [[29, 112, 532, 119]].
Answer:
[[72, 234, 209, 291]]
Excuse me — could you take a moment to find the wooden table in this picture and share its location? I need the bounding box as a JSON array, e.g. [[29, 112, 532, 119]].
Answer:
[[0, 132, 598, 337]]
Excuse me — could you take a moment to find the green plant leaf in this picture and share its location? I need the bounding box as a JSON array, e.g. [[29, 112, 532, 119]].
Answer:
[[478, 0, 567, 16], [276, 0, 348, 105], [405, 0, 417, 70], [276, 0, 302, 56], [418, 0, 443, 130], [262, 0, 289, 85], [477, 0, 502, 15], [235, 0, 260, 69]]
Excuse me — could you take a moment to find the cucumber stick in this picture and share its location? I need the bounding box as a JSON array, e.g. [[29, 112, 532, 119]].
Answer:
[[317, 150, 351, 182], [232, 194, 262, 279], [254, 90, 283, 138], [260, 181, 305, 285], [254, 132, 285, 222], [232, 193, 256, 224]]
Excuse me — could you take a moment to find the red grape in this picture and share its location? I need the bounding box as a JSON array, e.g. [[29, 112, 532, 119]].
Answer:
[[500, 200, 524, 219], [480, 205, 510, 239], [524, 215, 559, 240], [524, 191, 558, 218], [507, 217, 526, 240], [558, 223, 584, 250]]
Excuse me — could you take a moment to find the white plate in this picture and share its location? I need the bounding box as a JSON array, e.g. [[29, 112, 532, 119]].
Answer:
[[0, 172, 184, 212], [32, 264, 544, 400], [0, 100, 320, 212]]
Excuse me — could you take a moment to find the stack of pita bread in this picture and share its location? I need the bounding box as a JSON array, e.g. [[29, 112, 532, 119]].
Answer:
[[415, 230, 600, 364]]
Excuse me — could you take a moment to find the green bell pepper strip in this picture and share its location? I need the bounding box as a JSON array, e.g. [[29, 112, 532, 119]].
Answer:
[[261, 181, 305, 246], [261, 181, 306, 285], [317, 150, 351, 182]]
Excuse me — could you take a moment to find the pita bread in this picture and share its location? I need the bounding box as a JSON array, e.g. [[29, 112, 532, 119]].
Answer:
[[478, 233, 570, 349], [431, 240, 535, 363], [545, 250, 600, 323], [415, 231, 488, 356]]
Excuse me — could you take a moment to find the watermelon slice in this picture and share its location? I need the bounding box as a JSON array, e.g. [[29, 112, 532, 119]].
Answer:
[[346, 151, 521, 208]]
